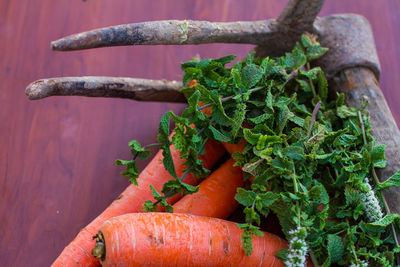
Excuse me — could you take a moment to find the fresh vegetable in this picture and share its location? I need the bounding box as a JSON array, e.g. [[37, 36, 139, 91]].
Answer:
[[126, 33, 400, 266], [92, 212, 286, 267], [52, 140, 224, 267], [173, 158, 243, 219], [223, 139, 246, 155]]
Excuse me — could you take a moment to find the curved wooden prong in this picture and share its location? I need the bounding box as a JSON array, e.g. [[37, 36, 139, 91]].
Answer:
[[51, 19, 275, 51], [25, 77, 185, 102], [277, 0, 325, 31]]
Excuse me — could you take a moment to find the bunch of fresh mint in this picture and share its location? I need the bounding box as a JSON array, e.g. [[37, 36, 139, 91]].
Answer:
[[118, 33, 400, 266]]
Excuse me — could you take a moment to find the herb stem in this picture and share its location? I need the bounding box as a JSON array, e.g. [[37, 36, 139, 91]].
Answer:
[[309, 250, 320, 267], [307, 127, 324, 143], [132, 142, 164, 161], [358, 111, 367, 145], [292, 167, 299, 194], [373, 168, 400, 248], [197, 102, 213, 111], [279, 69, 298, 90], [179, 166, 194, 182], [383, 196, 400, 247], [143, 143, 163, 149], [309, 77, 317, 97], [307, 101, 321, 139], [371, 168, 381, 186], [238, 88, 244, 104], [197, 86, 265, 111]]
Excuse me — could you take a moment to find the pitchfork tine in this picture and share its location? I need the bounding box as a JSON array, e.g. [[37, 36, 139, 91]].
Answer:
[[50, 20, 276, 51], [25, 77, 185, 102], [277, 0, 325, 30]]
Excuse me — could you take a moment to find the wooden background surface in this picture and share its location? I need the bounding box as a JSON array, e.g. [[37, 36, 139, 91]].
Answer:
[[1, 0, 400, 266]]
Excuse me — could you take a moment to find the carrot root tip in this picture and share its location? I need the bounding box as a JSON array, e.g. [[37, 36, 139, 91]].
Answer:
[[91, 232, 106, 261]]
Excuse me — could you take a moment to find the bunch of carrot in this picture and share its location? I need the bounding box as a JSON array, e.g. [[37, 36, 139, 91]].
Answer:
[[51, 140, 290, 267]]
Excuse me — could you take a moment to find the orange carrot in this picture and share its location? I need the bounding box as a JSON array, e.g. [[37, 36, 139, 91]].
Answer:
[[52, 140, 225, 267], [222, 139, 246, 155], [92, 213, 286, 267], [173, 158, 243, 219]]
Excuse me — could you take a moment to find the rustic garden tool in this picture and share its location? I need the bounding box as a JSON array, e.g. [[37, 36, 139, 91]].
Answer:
[[26, 0, 400, 236]]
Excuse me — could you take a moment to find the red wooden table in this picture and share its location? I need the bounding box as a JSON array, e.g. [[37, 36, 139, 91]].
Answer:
[[1, 1, 399, 266]]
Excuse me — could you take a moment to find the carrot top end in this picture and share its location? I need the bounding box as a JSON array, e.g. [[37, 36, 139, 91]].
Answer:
[[91, 232, 106, 261]]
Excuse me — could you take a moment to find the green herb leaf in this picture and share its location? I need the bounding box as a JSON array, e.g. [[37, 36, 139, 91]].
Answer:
[[115, 159, 139, 185], [370, 141, 387, 168], [142, 185, 174, 212], [232, 103, 247, 138], [235, 188, 257, 206], [327, 234, 344, 263], [160, 146, 177, 178], [306, 45, 329, 61], [378, 170, 400, 190], [121, 34, 400, 265], [241, 64, 263, 89], [208, 125, 231, 142], [128, 140, 152, 160], [161, 179, 199, 196], [237, 223, 263, 256]]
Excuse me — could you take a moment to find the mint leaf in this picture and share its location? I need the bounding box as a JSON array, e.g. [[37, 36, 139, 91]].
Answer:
[[208, 125, 231, 142], [142, 185, 174, 212], [275, 249, 289, 260], [378, 170, 400, 190], [235, 188, 257, 206], [285, 47, 307, 68], [243, 128, 261, 145], [306, 45, 329, 61], [116, 159, 139, 185], [128, 140, 151, 160], [231, 68, 243, 89], [157, 111, 172, 146], [316, 68, 328, 100], [214, 54, 236, 65], [301, 34, 313, 48], [162, 146, 177, 178], [327, 234, 344, 263], [241, 64, 263, 89], [161, 179, 199, 195], [237, 223, 263, 256], [370, 141, 386, 168], [337, 105, 357, 118], [365, 213, 400, 232], [232, 103, 247, 138]]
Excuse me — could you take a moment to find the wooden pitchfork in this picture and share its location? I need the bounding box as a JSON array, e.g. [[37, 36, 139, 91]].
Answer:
[[26, 0, 400, 241]]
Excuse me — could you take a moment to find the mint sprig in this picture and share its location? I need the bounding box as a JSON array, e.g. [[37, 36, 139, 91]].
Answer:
[[118, 33, 400, 266]]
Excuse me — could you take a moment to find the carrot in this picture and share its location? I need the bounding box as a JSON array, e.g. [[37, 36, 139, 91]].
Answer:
[[173, 158, 243, 219], [52, 140, 225, 267], [92, 212, 286, 267], [222, 139, 246, 155]]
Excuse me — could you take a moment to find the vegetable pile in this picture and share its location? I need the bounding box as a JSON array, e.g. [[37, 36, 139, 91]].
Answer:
[[118, 33, 400, 266], [53, 34, 400, 267]]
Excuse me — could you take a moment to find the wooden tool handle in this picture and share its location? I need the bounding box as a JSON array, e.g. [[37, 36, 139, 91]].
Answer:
[[331, 67, 400, 215]]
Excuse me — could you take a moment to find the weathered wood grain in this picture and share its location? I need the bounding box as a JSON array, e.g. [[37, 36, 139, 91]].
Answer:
[[330, 67, 400, 215], [51, 19, 276, 51], [277, 0, 325, 31], [26, 77, 184, 102]]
